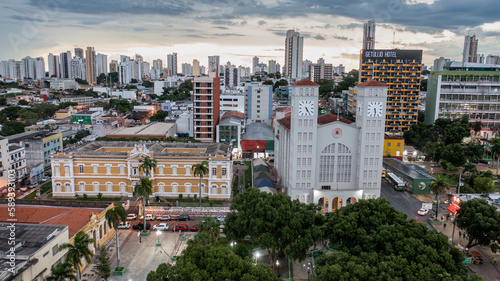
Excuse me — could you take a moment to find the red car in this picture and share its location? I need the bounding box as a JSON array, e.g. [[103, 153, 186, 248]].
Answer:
[[190, 225, 200, 232], [173, 224, 188, 231]]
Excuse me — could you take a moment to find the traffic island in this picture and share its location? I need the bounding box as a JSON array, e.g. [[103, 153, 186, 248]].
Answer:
[[112, 267, 126, 275], [428, 219, 442, 225], [140, 230, 150, 236]]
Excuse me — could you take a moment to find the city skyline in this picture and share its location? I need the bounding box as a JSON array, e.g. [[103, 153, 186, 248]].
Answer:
[[1, 1, 500, 71]]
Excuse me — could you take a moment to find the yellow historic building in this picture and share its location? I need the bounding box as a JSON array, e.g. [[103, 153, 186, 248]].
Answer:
[[51, 141, 233, 199]]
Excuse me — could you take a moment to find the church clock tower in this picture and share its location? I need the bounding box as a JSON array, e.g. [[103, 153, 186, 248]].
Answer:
[[289, 79, 320, 203], [355, 80, 388, 198]]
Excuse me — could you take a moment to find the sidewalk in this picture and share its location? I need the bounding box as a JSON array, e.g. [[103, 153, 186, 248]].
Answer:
[[430, 212, 500, 280]]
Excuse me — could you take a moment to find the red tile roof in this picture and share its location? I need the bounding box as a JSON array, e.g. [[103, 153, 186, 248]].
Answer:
[[277, 113, 353, 132], [384, 134, 403, 140], [222, 111, 245, 119], [0, 205, 101, 237], [291, 79, 320, 86], [357, 80, 388, 87]]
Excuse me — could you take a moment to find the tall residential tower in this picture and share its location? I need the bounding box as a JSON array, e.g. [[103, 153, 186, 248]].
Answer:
[[284, 30, 303, 80]]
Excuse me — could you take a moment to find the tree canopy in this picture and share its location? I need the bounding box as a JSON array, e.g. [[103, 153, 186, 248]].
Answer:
[[404, 117, 470, 151], [146, 245, 281, 281], [333, 69, 358, 94], [456, 198, 500, 252], [224, 188, 323, 267], [149, 110, 169, 122], [318, 198, 478, 281]]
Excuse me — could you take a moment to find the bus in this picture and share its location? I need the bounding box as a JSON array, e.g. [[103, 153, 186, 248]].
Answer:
[[386, 172, 405, 191]]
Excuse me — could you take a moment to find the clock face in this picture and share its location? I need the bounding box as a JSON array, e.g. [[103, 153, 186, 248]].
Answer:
[[298, 100, 314, 116], [367, 102, 383, 117], [356, 102, 363, 116], [333, 128, 343, 138]]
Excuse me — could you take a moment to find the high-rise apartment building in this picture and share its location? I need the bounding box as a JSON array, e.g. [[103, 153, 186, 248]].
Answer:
[[284, 30, 303, 80], [48, 53, 60, 78], [59, 51, 72, 79], [463, 35, 479, 64], [363, 20, 376, 50], [20, 57, 36, 80], [192, 59, 200, 76], [357, 49, 423, 136], [85, 47, 96, 84], [224, 62, 239, 88], [71, 57, 85, 80], [193, 75, 220, 142], [109, 60, 118, 73], [208, 55, 220, 75], [152, 59, 163, 72], [34, 57, 45, 79], [268, 60, 277, 74], [74, 48, 84, 59], [309, 58, 333, 82], [167, 53, 177, 76], [182, 63, 192, 77], [245, 83, 273, 125], [96, 54, 108, 76], [252, 56, 259, 74]]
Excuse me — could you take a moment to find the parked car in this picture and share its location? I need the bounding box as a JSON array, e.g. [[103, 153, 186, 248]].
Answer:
[[479, 159, 490, 164], [217, 215, 226, 222], [29, 183, 38, 189], [417, 208, 429, 216], [133, 222, 151, 230], [190, 225, 200, 232], [117, 222, 130, 229], [177, 215, 190, 221], [173, 224, 189, 231], [220, 224, 224, 233], [126, 214, 137, 220], [157, 215, 171, 221], [153, 223, 169, 231], [140, 214, 155, 221], [41, 176, 50, 182]]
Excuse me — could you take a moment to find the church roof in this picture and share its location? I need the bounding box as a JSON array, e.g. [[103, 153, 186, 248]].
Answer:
[[291, 79, 320, 86], [277, 113, 353, 132], [357, 80, 387, 87]]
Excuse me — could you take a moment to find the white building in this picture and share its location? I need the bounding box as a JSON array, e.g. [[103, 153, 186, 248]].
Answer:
[[274, 79, 388, 212], [174, 111, 193, 137], [284, 30, 304, 80], [224, 62, 240, 88], [208, 55, 220, 75], [110, 90, 137, 100], [9, 143, 27, 184], [192, 59, 201, 76], [269, 60, 277, 74], [51, 79, 76, 90], [154, 78, 179, 95], [71, 57, 86, 80], [167, 53, 178, 76], [0, 137, 9, 189], [48, 53, 60, 78], [246, 84, 273, 125], [182, 63, 192, 77], [220, 90, 245, 116], [96, 53, 108, 76]]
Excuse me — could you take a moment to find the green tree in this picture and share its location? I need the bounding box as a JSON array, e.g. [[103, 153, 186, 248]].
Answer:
[[441, 143, 466, 167], [192, 161, 209, 207], [96, 73, 107, 84], [462, 163, 478, 182], [456, 198, 500, 252], [58, 231, 94, 281], [149, 110, 169, 122], [317, 79, 334, 97], [0, 97, 7, 106], [429, 175, 450, 217], [464, 141, 484, 163], [417, 110, 425, 122], [273, 79, 288, 90], [334, 69, 358, 93], [58, 101, 78, 109], [471, 121, 482, 137], [75, 78, 89, 85], [32, 103, 59, 119], [130, 78, 138, 84], [18, 99, 29, 105], [108, 72, 119, 84], [105, 203, 128, 270], [224, 188, 323, 268], [319, 198, 476, 281], [472, 176, 495, 193], [92, 247, 111, 280], [420, 78, 428, 91], [142, 80, 154, 88], [146, 245, 281, 281], [199, 216, 221, 245], [178, 79, 193, 92], [490, 138, 500, 174], [139, 156, 157, 177], [134, 177, 153, 232], [44, 262, 76, 281], [0, 121, 26, 136], [18, 109, 39, 125]]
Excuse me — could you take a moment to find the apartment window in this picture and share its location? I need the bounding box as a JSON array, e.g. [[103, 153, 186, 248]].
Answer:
[[296, 170, 300, 180], [222, 167, 227, 177], [107, 182, 112, 192], [307, 170, 311, 180], [54, 165, 60, 177], [257, 105, 260, 108], [309, 120, 313, 127], [302, 158, 307, 167], [321, 185, 331, 190], [93, 183, 99, 192], [298, 119, 302, 128], [397, 143, 401, 147], [307, 158, 312, 167], [79, 165, 84, 173], [79, 182, 85, 192], [212, 167, 217, 176], [308, 133, 313, 142], [132, 167, 138, 176], [302, 170, 306, 179], [119, 165, 125, 175], [93, 165, 98, 174], [308, 145, 312, 154], [106, 165, 111, 175], [159, 166, 164, 175], [388, 143, 392, 146], [297, 158, 301, 166], [297, 146, 302, 154], [52, 244, 59, 256], [185, 166, 190, 175], [363, 170, 367, 180], [298, 133, 302, 141], [64, 165, 70, 177]]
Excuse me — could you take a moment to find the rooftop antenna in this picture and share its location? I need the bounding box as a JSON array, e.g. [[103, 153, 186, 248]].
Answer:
[[392, 30, 396, 49]]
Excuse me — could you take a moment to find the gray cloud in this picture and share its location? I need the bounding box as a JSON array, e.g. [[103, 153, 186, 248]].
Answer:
[[215, 26, 229, 30], [332, 35, 351, 41], [211, 33, 245, 37], [258, 20, 266, 25], [314, 35, 326, 40]]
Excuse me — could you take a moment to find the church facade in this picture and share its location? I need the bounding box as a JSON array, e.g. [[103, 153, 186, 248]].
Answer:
[[274, 79, 388, 212]]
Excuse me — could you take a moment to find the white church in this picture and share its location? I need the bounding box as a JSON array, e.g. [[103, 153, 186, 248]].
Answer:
[[274, 79, 388, 212]]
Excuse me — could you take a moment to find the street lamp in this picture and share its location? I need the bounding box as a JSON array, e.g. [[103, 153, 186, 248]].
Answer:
[[304, 262, 310, 281], [276, 260, 280, 276], [156, 230, 161, 246], [255, 252, 260, 265]]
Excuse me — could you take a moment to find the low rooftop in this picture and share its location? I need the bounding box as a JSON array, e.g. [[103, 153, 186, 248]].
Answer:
[[6, 131, 57, 143], [0, 223, 67, 257], [242, 123, 274, 140], [107, 123, 175, 137], [277, 113, 353, 132]]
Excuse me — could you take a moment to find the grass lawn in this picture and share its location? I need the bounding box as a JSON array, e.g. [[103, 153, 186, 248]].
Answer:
[[23, 191, 37, 199], [436, 173, 459, 186], [41, 182, 52, 194]]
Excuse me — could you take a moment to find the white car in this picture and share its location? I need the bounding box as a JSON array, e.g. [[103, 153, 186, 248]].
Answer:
[[126, 214, 137, 220], [117, 222, 130, 229], [140, 214, 155, 221], [217, 215, 226, 222], [153, 223, 169, 231], [417, 208, 429, 216], [42, 176, 51, 182], [157, 215, 171, 221]]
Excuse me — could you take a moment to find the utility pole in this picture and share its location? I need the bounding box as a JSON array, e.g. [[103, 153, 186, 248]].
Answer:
[[451, 172, 462, 244]]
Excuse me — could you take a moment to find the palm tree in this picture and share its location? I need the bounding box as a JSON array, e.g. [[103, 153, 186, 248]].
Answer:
[[139, 156, 157, 177], [462, 162, 477, 182], [105, 203, 127, 270], [429, 175, 450, 218], [472, 121, 482, 139], [200, 216, 221, 245], [490, 138, 500, 175], [134, 177, 153, 232], [192, 161, 209, 207], [44, 262, 76, 281], [58, 231, 94, 281]]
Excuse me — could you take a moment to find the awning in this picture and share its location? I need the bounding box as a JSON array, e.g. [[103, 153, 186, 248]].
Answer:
[[447, 204, 458, 214]]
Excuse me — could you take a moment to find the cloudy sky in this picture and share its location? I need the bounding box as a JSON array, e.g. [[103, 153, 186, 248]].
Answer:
[[1, 0, 500, 71]]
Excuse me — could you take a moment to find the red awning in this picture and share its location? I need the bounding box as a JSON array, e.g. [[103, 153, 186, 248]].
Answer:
[[447, 204, 458, 214]]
